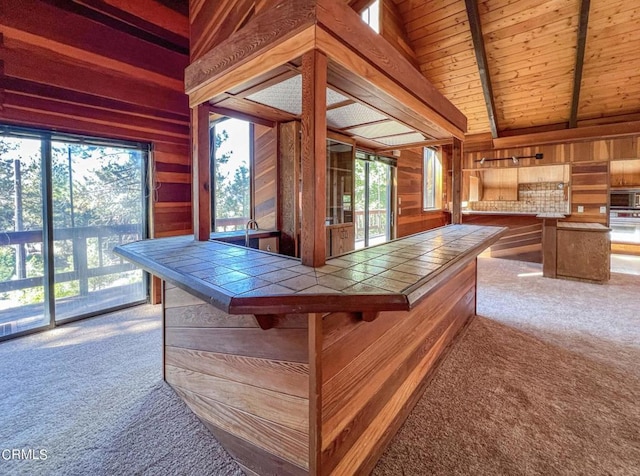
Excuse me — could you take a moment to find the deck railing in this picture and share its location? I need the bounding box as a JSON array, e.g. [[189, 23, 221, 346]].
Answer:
[[0, 224, 142, 295]]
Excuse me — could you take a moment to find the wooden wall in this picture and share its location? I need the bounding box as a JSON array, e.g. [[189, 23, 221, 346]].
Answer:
[[380, 0, 419, 68], [318, 260, 477, 474], [254, 124, 278, 230], [462, 214, 542, 263], [396, 147, 450, 237], [164, 282, 310, 476], [565, 162, 609, 225], [0, 0, 192, 240]]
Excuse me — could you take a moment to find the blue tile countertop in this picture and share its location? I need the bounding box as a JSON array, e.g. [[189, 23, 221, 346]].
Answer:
[[114, 224, 506, 315]]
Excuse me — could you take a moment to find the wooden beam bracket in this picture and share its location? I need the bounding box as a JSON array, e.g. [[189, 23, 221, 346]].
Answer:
[[254, 314, 285, 330], [360, 311, 380, 322]]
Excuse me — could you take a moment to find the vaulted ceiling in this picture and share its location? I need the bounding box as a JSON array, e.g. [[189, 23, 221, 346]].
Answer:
[[392, 0, 640, 138]]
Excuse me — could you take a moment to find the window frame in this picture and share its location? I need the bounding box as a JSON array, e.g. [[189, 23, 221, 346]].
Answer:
[[210, 117, 254, 233], [423, 147, 443, 211]]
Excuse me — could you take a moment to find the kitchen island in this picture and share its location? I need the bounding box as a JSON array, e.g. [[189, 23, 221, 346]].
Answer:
[[115, 224, 505, 475]]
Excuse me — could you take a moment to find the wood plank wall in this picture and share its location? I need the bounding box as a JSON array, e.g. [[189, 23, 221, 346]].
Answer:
[[318, 260, 477, 474], [0, 0, 192, 302], [380, 0, 419, 69], [254, 124, 278, 230], [462, 214, 542, 263], [164, 282, 310, 476], [396, 147, 450, 237], [566, 162, 609, 225]]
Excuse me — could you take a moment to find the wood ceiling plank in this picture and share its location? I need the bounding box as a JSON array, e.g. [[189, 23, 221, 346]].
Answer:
[[481, 0, 573, 27], [406, 5, 469, 40], [416, 39, 474, 64], [483, 4, 579, 38]]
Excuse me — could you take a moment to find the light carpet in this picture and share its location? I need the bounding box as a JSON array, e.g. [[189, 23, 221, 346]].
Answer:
[[0, 257, 638, 475]]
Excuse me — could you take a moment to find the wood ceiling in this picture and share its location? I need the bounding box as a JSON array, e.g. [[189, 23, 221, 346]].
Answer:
[[394, 0, 640, 138], [11, 0, 636, 143]]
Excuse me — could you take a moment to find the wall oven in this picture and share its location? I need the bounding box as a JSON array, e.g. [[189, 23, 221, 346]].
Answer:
[[610, 210, 640, 245], [610, 190, 640, 210]]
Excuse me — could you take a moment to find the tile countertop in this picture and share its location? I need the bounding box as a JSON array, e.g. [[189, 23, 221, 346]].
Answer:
[[114, 224, 506, 315]]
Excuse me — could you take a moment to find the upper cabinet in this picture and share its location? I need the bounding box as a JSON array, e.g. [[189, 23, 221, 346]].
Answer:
[[326, 138, 355, 225], [481, 168, 518, 201], [517, 165, 568, 184], [610, 159, 640, 188]]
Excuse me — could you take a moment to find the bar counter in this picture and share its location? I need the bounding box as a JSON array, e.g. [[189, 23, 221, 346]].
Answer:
[[115, 224, 506, 476]]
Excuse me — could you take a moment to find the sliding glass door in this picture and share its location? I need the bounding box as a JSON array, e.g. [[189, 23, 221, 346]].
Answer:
[[0, 127, 147, 339], [0, 136, 47, 336], [355, 152, 394, 249]]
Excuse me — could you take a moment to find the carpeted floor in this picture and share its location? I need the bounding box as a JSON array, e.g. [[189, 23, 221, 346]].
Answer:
[[1, 257, 638, 475]]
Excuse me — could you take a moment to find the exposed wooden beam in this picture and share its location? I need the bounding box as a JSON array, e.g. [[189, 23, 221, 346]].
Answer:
[[464, 0, 498, 139], [300, 50, 328, 267], [492, 120, 640, 149], [377, 138, 453, 153], [209, 105, 275, 128], [348, 0, 376, 13], [569, 0, 591, 128]]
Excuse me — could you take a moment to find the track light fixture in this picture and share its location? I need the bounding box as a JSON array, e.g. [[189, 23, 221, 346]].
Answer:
[[475, 153, 543, 164]]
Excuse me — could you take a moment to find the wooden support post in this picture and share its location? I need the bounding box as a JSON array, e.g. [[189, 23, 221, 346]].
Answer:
[[300, 50, 327, 267], [451, 137, 462, 224], [193, 104, 211, 241]]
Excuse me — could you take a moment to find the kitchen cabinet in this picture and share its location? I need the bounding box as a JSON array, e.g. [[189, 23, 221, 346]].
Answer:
[[610, 159, 640, 188], [326, 137, 355, 225], [326, 223, 355, 257], [517, 165, 567, 184], [481, 168, 518, 201]]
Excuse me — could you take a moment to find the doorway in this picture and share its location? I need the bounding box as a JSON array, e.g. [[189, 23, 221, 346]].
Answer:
[[354, 151, 395, 249]]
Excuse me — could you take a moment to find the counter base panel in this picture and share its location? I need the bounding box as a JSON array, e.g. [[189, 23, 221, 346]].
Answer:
[[164, 282, 310, 474], [162, 259, 477, 475], [320, 260, 476, 475]]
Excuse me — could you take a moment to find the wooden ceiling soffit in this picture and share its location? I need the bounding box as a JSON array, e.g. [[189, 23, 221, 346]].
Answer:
[[492, 121, 640, 149], [464, 0, 498, 139], [377, 138, 454, 153], [185, 0, 317, 106], [184, 0, 466, 140], [569, 0, 591, 129], [315, 0, 466, 136]]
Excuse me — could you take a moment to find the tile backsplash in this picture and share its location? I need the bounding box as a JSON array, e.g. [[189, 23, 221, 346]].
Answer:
[[468, 182, 569, 213]]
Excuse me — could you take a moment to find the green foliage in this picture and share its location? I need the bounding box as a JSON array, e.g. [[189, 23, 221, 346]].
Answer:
[[213, 120, 251, 229]]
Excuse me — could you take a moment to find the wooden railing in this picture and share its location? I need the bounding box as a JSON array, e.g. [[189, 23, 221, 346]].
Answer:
[[354, 209, 388, 240], [0, 224, 142, 294], [214, 216, 250, 232]]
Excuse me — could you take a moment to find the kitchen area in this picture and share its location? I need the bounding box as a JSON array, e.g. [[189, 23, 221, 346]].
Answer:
[[609, 159, 640, 274]]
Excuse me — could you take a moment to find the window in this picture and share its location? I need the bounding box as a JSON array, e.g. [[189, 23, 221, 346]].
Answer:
[[211, 118, 252, 232], [423, 147, 443, 210], [361, 0, 380, 33]]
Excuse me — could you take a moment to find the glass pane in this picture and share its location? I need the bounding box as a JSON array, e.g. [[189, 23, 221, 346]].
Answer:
[[51, 141, 146, 321], [368, 161, 390, 246], [213, 118, 251, 232], [354, 159, 366, 248], [0, 135, 47, 337], [326, 140, 354, 226]]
